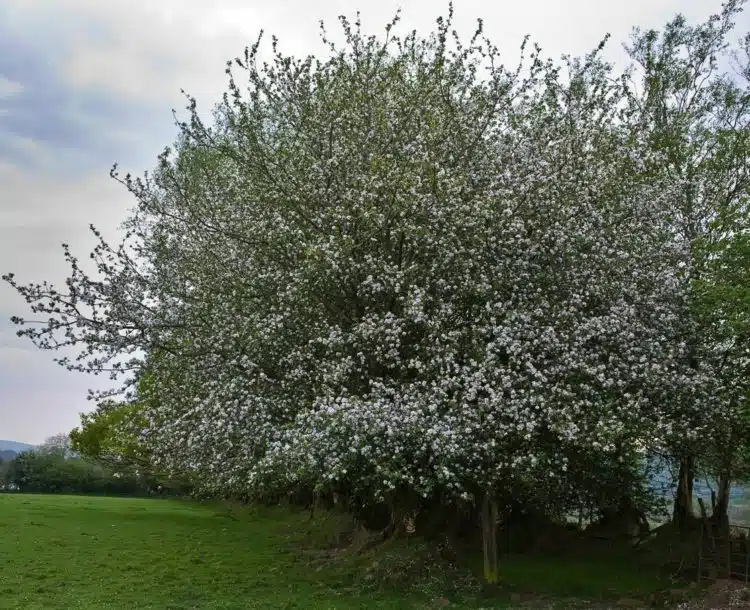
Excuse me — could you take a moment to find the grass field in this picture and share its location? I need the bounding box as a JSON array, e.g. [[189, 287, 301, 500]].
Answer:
[[0, 494, 682, 609]]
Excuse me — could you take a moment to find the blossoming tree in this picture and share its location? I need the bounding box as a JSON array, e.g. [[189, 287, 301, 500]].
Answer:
[[6, 5, 745, 580]]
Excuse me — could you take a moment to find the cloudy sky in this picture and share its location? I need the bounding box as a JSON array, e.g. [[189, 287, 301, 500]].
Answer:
[[0, 0, 742, 444]]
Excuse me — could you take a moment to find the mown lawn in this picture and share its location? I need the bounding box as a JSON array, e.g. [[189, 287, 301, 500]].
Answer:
[[0, 493, 679, 609]]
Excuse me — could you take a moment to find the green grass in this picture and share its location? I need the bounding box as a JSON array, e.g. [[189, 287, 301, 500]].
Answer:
[[0, 494, 678, 609]]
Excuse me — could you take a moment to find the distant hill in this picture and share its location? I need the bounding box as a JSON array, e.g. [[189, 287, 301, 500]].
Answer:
[[0, 440, 34, 454]]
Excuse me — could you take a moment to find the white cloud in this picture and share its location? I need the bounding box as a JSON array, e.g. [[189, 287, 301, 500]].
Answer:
[[0, 162, 128, 265], [0, 162, 129, 442], [0, 132, 89, 172], [3, 0, 735, 110], [0, 76, 23, 99]]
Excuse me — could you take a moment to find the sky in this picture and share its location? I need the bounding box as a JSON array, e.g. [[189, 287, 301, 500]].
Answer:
[[0, 0, 743, 444]]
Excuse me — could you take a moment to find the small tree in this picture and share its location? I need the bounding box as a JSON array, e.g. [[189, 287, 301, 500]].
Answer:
[[38, 433, 75, 459], [693, 196, 750, 527], [71, 401, 149, 472], [624, 0, 750, 530]]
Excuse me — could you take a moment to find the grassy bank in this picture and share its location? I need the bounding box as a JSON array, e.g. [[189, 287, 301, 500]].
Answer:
[[0, 493, 684, 608]]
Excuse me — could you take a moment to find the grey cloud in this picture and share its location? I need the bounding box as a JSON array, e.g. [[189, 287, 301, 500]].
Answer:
[[0, 6, 177, 174], [3, 0, 739, 108], [0, 165, 131, 443], [0, 76, 22, 99]]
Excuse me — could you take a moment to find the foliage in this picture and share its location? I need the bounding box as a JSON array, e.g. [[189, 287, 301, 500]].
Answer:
[[691, 180, 750, 505], [1, 449, 149, 496], [629, 6, 750, 400], [69, 370, 196, 495], [37, 433, 76, 459], [0, 457, 10, 487], [70, 400, 151, 473], [618, 0, 750, 525]]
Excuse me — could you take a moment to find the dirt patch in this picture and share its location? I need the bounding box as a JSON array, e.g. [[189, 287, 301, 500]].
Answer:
[[675, 579, 750, 609]]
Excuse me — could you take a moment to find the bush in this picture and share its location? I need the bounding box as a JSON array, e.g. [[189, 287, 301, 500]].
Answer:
[[1, 450, 175, 497]]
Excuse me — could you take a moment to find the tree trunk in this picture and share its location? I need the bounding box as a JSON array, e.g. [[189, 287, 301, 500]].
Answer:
[[713, 470, 731, 532], [672, 454, 695, 531], [480, 492, 499, 585]]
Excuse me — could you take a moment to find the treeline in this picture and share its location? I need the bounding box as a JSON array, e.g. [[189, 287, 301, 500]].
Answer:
[[0, 447, 190, 497]]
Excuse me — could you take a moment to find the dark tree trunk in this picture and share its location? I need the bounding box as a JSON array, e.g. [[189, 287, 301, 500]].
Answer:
[[713, 470, 731, 532], [672, 454, 695, 531], [480, 492, 499, 585]]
